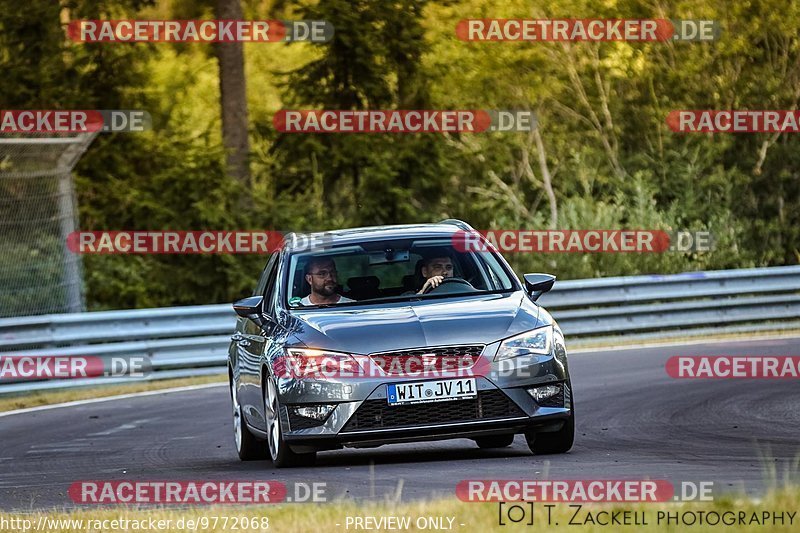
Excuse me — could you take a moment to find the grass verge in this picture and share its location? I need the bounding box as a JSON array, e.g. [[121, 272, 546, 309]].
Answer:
[[0, 374, 226, 413], [0, 488, 798, 532]]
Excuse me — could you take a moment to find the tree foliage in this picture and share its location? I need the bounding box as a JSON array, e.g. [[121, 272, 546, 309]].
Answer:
[[0, 0, 797, 310]]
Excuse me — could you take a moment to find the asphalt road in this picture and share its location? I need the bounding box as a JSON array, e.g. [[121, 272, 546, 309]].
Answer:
[[1, 337, 798, 510]]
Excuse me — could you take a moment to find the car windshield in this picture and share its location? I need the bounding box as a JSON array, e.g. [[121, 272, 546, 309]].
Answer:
[[285, 238, 516, 308]]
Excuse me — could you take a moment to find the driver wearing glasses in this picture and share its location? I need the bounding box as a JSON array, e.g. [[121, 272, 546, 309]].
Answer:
[[301, 257, 355, 305]]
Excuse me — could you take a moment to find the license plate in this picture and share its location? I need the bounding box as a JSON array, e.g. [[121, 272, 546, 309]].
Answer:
[[387, 378, 477, 406]]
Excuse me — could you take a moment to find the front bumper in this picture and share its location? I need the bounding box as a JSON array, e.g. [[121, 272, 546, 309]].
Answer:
[[281, 378, 572, 452], [273, 343, 572, 452], [285, 411, 570, 452]]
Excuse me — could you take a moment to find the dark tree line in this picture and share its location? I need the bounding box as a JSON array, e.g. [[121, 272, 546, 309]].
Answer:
[[0, 0, 797, 310]]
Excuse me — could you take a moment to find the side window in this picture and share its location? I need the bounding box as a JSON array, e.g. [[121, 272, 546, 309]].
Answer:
[[253, 255, 276, 296], [262, 255, 280, 315]]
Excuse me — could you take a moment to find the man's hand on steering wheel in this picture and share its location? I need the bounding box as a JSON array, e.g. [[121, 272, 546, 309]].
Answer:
[[419, 277, 476, 294], [418, 275, 445, 294]]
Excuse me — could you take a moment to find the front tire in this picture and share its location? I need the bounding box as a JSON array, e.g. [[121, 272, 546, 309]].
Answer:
[[231, 381, 267, 461], [264, 374, 317, 468], [525, 412, 575, 455]]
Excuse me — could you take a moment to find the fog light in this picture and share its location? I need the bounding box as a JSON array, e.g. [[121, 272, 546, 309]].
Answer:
[[292, 404, 335, 421], [527, 384, 561, 402]]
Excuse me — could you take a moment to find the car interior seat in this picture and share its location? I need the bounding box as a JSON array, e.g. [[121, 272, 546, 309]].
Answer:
[[401, 259, 424, 293], [346, 276, 380, 300]]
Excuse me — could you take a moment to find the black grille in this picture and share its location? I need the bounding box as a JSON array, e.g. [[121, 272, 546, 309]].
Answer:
[[369, 345, 484, 375], [341, 390, 525, 432]]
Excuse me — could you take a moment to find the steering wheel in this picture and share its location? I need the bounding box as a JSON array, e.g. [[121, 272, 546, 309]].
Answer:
[[423, 277, 477, 295]]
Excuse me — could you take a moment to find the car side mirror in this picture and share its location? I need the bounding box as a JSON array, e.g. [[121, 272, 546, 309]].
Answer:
[[523, 273, 555, 301], [233, 296, 266, 326]]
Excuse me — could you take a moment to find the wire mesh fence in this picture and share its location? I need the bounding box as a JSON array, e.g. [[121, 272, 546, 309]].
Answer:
[[0, 132, 96, 317]]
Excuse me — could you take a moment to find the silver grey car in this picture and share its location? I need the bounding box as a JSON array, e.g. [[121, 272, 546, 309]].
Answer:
[[228, 220, 574, 467]]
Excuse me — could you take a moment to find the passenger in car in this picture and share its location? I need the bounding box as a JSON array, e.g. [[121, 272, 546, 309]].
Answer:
[[301, 257, 355, 305]]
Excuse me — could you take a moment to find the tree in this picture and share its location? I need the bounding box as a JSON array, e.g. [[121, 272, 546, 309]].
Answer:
[[215, 0, 252, 209], [268, 0, 453, 228]]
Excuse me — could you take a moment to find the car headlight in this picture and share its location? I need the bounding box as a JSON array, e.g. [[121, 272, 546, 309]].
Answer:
[[280, 348, 363, 378], [494, 327, 553, 361]]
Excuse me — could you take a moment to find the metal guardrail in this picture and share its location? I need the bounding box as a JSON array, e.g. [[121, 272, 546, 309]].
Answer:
[[538, 266, 800, 335], [1, 265, 799, 394]]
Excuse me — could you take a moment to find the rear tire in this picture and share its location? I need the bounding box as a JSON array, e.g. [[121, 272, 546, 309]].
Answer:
[[525, 412, 574, 455], [264, 374, 317, 468], [231, 381, 267, 461], [474, 434, 515, 449]]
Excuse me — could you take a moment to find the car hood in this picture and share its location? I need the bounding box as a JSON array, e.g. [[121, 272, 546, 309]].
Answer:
[[283, 291, 544, 354]]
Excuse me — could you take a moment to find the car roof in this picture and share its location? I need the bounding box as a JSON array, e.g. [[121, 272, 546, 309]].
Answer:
[[282, 223, 466, 252]]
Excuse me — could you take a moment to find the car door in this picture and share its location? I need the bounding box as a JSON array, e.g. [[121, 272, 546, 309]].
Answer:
[[230, 258, 270, 412], [235, 254, 279, 431], [240, 254, 280, 430]]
